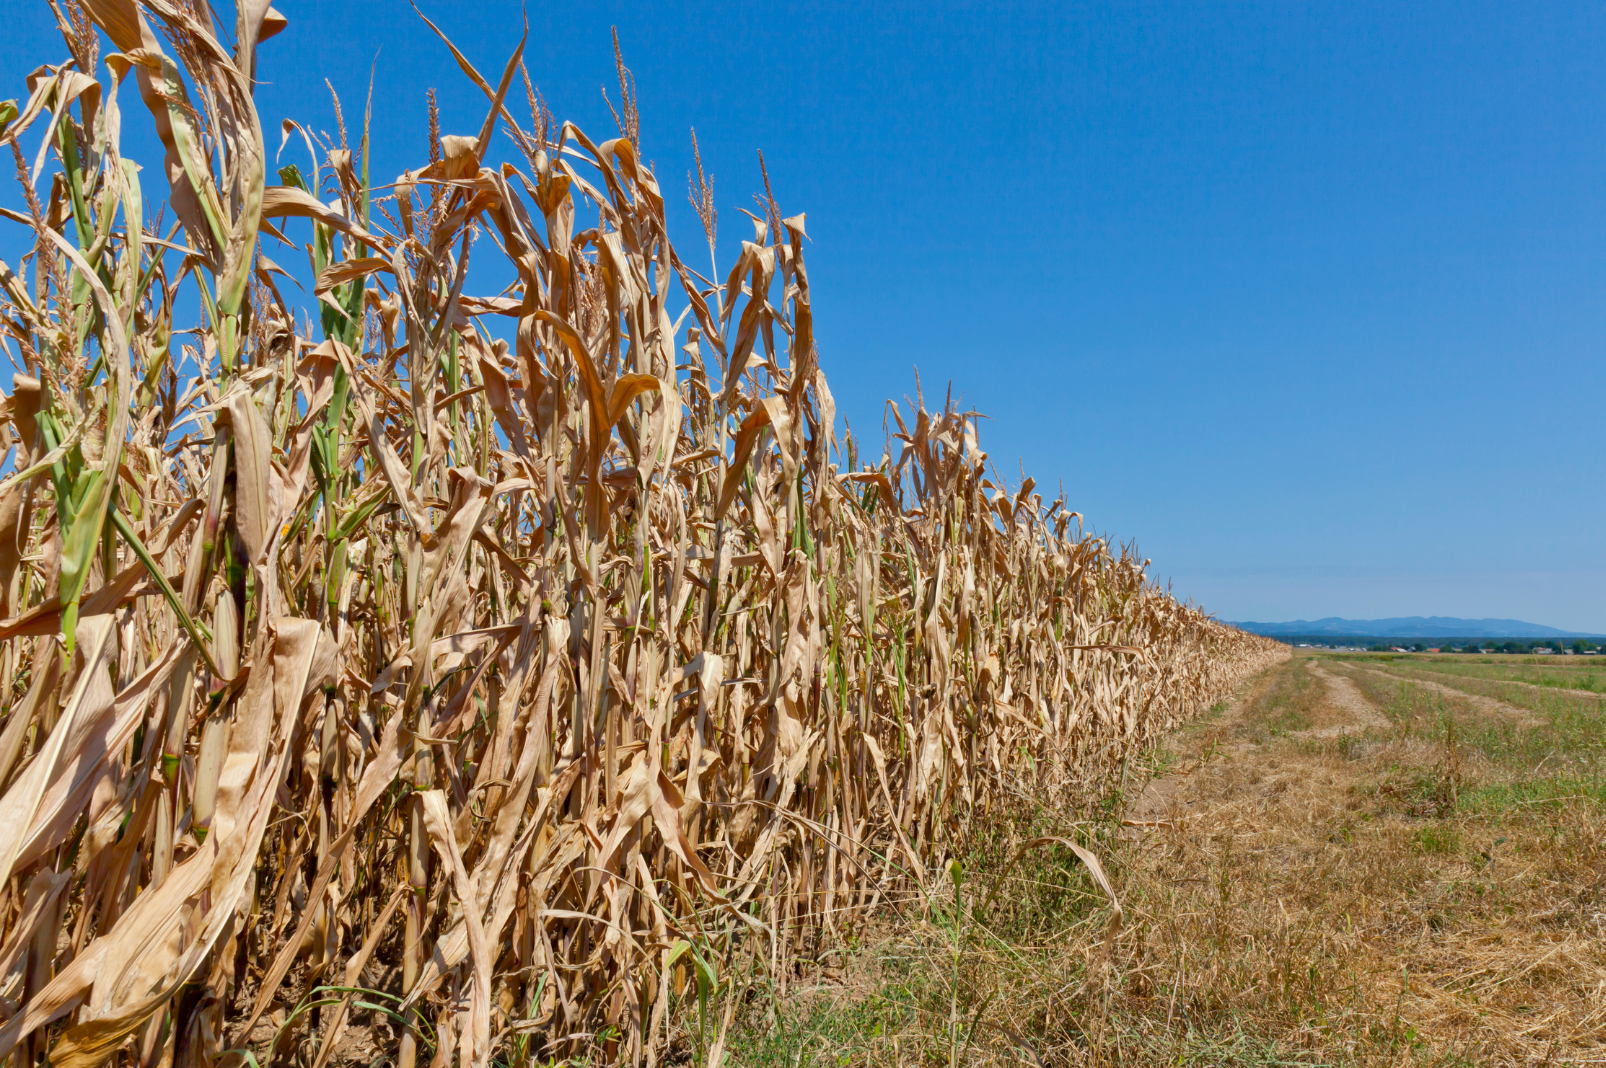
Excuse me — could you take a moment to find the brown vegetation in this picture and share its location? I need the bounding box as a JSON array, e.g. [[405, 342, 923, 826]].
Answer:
[[746, 654, 1605, 1065], [0, 4, 1281, 1064]]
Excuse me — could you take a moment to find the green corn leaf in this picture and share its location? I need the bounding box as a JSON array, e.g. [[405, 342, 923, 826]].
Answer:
[[109, 509, 218, 676]]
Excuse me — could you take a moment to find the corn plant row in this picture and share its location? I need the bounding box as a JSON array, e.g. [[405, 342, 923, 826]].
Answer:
[[0, 3, 1285, 1064]]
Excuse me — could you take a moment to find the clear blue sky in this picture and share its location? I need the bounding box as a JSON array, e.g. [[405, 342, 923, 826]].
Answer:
[[6, 1, 1605, 630]]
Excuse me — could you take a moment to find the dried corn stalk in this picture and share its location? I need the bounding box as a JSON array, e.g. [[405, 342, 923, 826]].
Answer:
[[0, 3, 1284, 1065]]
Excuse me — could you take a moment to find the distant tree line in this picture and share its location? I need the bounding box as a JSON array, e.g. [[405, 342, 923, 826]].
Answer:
[[1272, 634, 1605, 654], [1355, 639, 1602, 654]]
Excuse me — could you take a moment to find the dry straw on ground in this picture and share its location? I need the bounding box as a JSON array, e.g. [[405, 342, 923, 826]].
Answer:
[[0, 3, 1281, 1063]]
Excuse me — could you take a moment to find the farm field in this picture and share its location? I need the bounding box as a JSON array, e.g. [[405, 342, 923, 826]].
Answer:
[[2, 4, 1598, 1066], [1336, 653, 1606, 697], [737, 651, 1606, 1065]]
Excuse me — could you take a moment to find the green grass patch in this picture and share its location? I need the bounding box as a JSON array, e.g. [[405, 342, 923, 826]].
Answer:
[[1413, 825, 1463, 855], [1455, 777, 1606, 815], [728, 981, 921, 1066]]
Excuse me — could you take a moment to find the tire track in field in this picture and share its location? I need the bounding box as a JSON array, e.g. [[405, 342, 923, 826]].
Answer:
[[1126, 657, 1377, 828], [1124, 662, 1283, 825], [1305, 662, 1391, 736]]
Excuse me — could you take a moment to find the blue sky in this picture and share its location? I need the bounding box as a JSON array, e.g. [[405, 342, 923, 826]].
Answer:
[[6, 1, 1605, 630]]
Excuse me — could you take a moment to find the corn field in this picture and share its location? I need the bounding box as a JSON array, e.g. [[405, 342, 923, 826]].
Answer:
[[0, 3, 1283, 1065]]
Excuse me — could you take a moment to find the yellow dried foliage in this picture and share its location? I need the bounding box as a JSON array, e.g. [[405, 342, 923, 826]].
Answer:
[[0, 4, 1282, 1064]]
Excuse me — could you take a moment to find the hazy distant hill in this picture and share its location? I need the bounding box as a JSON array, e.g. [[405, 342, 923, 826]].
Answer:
[[1228, 616, 1592, 638]]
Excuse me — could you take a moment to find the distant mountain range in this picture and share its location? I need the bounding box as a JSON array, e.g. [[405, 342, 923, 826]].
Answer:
[[1227, 616, 1597, 639]]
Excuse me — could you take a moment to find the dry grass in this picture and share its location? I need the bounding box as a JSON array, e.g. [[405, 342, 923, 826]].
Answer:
[[742, 655, 1606, 1065], [0, 5, 1280, 1066]]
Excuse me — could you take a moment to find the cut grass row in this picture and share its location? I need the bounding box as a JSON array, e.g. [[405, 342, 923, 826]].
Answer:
[[1325, 657, 1606, 820], [1330, 660, 1605, 777], [1333, 652, 1606, 694]]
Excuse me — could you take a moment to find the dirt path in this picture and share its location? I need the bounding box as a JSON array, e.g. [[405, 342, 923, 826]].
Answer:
[[1122, 669, 1274, 825], [1304, 662, 1391, 736], [1358, 665, 1546, 728], [1124, 658, 1386, 826]]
